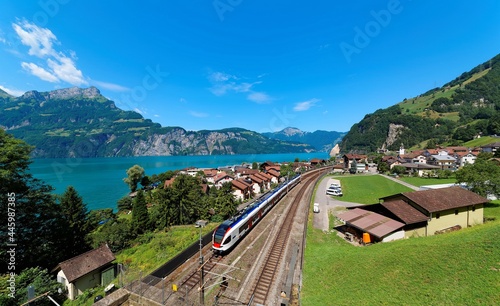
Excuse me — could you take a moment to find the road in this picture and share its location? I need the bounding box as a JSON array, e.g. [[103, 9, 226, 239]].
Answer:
[[312, 174, 420, 231], [312, 176, 361, 231]]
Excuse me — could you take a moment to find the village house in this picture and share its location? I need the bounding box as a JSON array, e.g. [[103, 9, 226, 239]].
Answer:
[[310, 158, 327, 167], [455, 151, 478, 167], [397, 162, 440, 177], [203, 169, 219, 184], [52, 244, 115, 300], [232, 178, 252, 201], [380, 187, 486, 237], [234, 168, 260, 179], [214, 171, 233, 188], [178, 167, 202, 177], [427, 150, 457, 170], [481, 142, 500, 153], [248, 174, 264, 194], [342, 154, 367, 170], [339, 187, 487, 243]]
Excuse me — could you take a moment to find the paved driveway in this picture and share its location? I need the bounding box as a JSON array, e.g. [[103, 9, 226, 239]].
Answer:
[[312, 176, 361, 231]]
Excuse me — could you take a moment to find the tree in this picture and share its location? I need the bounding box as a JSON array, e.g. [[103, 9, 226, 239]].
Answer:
[[117, 195, 133, 211], [252, 162, 258, 170], [131, 190, 150, 235], [392, 165, 407, 175], [0, 129, 68, 272], [90, 219, 133, 252], [58, 186, 91, 257], [456, 158, 500, 198], [279, 163, 295, 178], [123, 165, 145, 192], [0, 267, 64, 306], [377, 161, 389, 173], [425, 139, 437, 149]]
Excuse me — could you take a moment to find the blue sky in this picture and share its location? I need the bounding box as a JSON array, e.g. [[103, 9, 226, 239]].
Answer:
[[0, 1, 499, 133]]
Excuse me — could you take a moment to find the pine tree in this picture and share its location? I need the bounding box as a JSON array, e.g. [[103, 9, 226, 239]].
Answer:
[[131, 190, 150, 235], [0, 129, 68, 272], [59, 186, 91, 257]]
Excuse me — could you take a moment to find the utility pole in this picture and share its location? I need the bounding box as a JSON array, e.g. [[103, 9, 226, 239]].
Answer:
[[195, 222, 205, 305]]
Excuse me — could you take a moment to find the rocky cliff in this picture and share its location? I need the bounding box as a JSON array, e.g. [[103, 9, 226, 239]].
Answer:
[[0, 87, 314, 158]]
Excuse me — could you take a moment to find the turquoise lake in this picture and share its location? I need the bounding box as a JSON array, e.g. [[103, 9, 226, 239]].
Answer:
[[29, 152, 329, 211]]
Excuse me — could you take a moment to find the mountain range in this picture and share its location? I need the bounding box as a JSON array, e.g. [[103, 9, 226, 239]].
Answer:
[[0, 87, 343, 158], [262, 127, 345, 153], [340, 53, 500, 153]]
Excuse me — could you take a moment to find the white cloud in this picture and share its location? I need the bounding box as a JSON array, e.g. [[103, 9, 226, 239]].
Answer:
[[91, 80, 130, 92], [13, 21, 57, 58], [247, 91, 272, 104], [0, 85, 25, 97], [208, 71, 237, 83], [21, 62, 59, 82], [190, 111, 209, 118], [154, 114, 160, 117], [133, 108, 144, 114], [293, 98, 320, 111], [47, 57, 86, 85], [208, 71, 271, 101], [13, 21, 87, 86]]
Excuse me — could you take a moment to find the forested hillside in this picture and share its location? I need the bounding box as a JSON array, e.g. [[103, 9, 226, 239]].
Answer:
[[341, 53, 500, 153], [0, 87, 314, 157], [262, 127, 346, 152]]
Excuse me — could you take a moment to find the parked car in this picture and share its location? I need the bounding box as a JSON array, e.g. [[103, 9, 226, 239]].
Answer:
[[326, 188, 343, 196], [330, 183, 341, 188]]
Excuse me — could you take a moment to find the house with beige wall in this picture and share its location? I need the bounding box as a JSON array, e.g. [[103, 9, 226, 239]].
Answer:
[[380, 187, 486, 237], [52, 244, 115, 300]]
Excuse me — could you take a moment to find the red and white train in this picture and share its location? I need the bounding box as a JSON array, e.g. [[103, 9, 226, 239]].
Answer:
[[212, 174, 301, 254]]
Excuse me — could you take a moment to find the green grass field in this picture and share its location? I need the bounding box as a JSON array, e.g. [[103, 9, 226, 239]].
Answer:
[[464, 136, 500, 148], [303, 177, 500, 305], [333, 175, 413, 204]]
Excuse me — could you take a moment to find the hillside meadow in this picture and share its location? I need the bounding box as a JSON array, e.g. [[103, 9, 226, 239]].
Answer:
[[302, 176, 500, 305]]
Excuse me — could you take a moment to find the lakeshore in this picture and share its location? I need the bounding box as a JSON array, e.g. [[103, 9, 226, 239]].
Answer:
[[29, 152, 329, 211]]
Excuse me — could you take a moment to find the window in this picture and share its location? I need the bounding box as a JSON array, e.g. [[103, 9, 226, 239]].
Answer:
[[455, 209, 458, 215], [472, 206, 476, 212], [436, 213, 440, 219]]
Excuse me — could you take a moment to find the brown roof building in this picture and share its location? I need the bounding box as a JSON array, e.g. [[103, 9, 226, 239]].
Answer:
[[53, 244, 115, 300], [380, 187, 487, 237]]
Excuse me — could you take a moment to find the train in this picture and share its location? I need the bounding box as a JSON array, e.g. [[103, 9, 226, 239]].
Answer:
[[212, 174, 301, 254]]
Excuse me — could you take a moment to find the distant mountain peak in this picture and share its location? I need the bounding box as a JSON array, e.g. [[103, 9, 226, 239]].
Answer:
[[281, 127, 306, 136], [48, 86, 102, 100], [19, 86, 103, 101]]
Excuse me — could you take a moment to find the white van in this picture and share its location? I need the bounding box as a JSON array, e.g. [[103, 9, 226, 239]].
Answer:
[[313, 203, 320, 213], [326, 188, 343, 196]]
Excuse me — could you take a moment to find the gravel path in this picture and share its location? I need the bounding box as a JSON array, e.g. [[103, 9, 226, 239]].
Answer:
[[378, 174, 420, 190]]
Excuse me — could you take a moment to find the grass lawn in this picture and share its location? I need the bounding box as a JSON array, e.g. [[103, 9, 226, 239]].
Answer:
[[398, 177, 457, 187], [302, 177, 500, 305], [115, 224, 217, 276], [333, 174, 413, 204]]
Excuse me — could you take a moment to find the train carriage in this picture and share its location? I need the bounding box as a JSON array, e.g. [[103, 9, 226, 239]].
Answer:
[[213, 174, 301, 254]]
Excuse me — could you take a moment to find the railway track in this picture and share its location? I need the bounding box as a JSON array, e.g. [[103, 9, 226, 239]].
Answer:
[[246, 170, 323, 305], [178, 253, 223, 294]]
